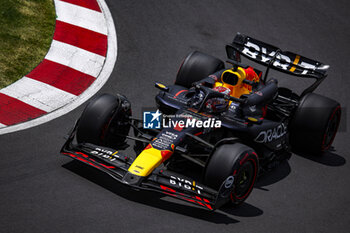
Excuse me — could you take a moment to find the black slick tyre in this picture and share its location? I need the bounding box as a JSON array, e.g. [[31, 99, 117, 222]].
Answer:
[[175, 51, 224, 88], [289, 93, 341, 155], [204, 143, 259, 206], [76, 94, 131, 148]]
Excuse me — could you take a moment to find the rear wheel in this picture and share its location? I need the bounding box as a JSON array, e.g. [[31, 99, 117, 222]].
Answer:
[[76, 93, 131, 148], [289, 93, 341, 155], [175, 51, 224, 88], [204, 143, 259, 206]]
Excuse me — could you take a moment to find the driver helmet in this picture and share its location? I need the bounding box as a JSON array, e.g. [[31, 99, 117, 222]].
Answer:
[[205, 86, 231, 113]]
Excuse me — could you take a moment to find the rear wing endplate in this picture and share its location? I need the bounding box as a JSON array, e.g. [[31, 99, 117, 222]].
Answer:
[[226, 33, 329, 80]]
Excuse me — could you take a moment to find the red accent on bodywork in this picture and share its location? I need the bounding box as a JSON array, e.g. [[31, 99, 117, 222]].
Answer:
[[160, 185, 213, 210], [62, 152, 101, 169], [161, 150, 173, 162], [79, 158, 99, 168], [74, 151, 115, 169], [76, 155, 99, 168], [76, 152, 88, 158], [160, 185, 176, 193], [203, 200, 213, 210], [203, 198, 210, 203], [244, 67, 260, 91], [62, 152, 76, 158], [245, 67, 259, 81], [174, 90, 187, 98], [194, 196, 206, 207], [194, 132, 203, 136], [99, 163, 116, 169], [174, 124, 184, 131]]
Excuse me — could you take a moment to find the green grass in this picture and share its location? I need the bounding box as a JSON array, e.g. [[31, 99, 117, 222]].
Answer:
[[0, 0, 55, 89]]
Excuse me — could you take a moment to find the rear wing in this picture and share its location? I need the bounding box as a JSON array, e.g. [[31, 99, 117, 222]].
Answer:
[[226, 33, 329, 80]]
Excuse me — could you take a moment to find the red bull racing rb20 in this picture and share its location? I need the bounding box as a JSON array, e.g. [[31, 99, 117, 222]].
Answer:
[[61, 33, 341, 211]]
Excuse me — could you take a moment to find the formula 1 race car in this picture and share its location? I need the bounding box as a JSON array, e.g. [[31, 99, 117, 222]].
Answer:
[[61, 33, 341, 211]]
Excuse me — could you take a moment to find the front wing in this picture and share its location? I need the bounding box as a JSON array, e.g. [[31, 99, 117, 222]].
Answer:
[[60, 126, 234, 211]]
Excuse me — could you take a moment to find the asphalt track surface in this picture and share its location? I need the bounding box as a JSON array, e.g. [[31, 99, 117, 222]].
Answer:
[[1, 0, 349, 232]]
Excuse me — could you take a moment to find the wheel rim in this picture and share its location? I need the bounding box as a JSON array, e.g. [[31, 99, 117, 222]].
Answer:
[[322, 106, 341, 150], [233, 160, 255, 199]]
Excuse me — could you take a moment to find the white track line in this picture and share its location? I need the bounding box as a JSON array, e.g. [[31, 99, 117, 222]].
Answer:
[[0, 0, 117, 135], [0, 123, 6, 128], [55, 0, 107, 35], [46, 40, 105, 77], [0, 77, 77, 112]]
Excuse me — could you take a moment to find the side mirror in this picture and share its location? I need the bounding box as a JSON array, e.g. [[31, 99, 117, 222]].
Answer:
[[225, 44, 241, 62]]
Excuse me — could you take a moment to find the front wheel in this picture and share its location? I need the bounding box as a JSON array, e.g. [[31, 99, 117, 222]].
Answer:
[[204, 143, 259, 206], [76, 93, 131, 148]]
